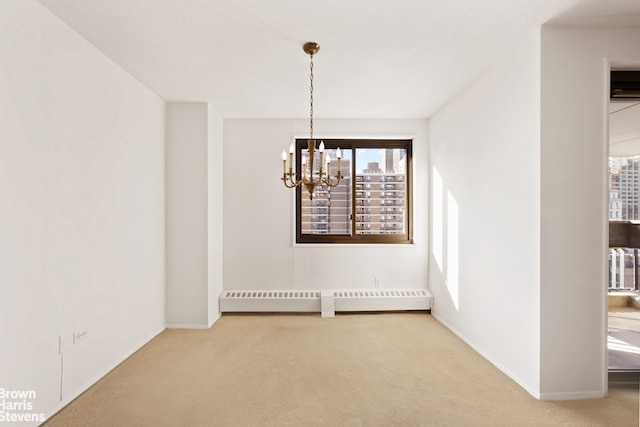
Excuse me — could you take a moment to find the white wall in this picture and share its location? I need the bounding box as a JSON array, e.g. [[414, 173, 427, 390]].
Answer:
[[166, 102, 223, 328], [430, 25, 640, 401], [539, 26, 640, 399], [166, 103, 209, 327], [0, 2, 165, 423], [429, 30, 541, 397], [208, 106, 224, 326], [223, 119, 429, 292]]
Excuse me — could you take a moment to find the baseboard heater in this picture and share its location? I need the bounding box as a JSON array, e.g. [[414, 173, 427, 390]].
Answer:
[[219, 289, 432, 316]]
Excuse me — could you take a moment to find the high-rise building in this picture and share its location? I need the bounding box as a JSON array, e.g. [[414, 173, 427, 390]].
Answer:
[[301, 159, 351, 234], [381, 148, 406, 174], [355, 162, 405, 234], [301, 158, 406, 235], [609, 156, 640, 220]]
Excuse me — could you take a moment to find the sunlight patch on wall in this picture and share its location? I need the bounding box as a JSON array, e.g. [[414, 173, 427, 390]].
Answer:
[[446, 191, 459, 310], [432, 166, 443, 273]]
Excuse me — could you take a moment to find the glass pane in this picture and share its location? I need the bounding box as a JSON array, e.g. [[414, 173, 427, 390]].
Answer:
[[609, 157, 640, 289], [301, 148, 352, 235], [355, 148, 407, 235], [609, 156, 640, 220]]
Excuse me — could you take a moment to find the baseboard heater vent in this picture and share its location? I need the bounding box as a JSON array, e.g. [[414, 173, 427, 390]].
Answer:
[[219, 289, 432, 314], [220, 291, 321, 313], [333, 289, 432, 312]]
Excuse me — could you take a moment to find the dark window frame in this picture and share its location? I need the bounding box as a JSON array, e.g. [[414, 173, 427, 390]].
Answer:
[[296, 138, 413, 244]]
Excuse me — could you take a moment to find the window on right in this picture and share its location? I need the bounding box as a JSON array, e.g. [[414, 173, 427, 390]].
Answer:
[[297, 138, 413, 244]]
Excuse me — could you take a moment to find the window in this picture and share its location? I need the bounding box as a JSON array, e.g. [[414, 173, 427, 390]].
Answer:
[[610, 156, 640, 221], [296, 139, 412, 244]]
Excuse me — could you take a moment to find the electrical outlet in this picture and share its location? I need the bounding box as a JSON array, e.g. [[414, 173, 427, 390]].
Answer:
[[74, 330, 88, 344], [374, 277, 381, 287], [59, 334, 73, 354]]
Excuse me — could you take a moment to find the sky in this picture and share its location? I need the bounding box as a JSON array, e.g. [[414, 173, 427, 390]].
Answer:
[[356, 149, 381, 172], [302, 147, 383, 173]]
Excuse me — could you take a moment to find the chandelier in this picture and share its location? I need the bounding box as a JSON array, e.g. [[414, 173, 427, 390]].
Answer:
[[281, 42, 342, 200]]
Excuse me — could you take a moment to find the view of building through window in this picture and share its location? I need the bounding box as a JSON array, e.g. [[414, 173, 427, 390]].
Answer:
[[301, 148, 407, 235], [609, 156, 640, 220], [297, 140, 411, 243], [609, 156, 639, 289], [300, 149, 352, 235]]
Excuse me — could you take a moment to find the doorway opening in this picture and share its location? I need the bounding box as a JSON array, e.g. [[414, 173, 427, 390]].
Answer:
[[607, 70, 640, 379]]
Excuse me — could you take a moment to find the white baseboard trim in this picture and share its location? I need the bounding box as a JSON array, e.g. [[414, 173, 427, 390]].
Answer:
[[433, 314, 607, 401], [207, 312, 221, 328], [432, 313, 542, 400], [166, 323, 212, 329], [43, 326, 165, 424], [538, 390, 606, 401], [167, 310, 222, 330]]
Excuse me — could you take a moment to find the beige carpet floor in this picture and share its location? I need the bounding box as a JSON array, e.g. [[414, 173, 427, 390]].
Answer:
[[45, 313, 637, 427]]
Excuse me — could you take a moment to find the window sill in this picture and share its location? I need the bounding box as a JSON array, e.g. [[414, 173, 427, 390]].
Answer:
[[293, 242, 417, 248]]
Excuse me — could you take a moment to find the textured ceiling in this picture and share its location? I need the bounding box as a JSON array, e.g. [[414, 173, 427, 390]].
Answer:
[[610, 102, 640, 156], [37, 0, 640, 119]]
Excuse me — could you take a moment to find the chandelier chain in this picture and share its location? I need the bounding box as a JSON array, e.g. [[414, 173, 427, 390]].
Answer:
[[309, 53, 314, 141]]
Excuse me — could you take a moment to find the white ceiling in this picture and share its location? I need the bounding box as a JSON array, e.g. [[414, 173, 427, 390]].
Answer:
[[610, 102, 640, 156], [37, 0, 640, 119]]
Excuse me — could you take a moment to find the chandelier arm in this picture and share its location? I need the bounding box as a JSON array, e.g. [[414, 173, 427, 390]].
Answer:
[[329, 175, 343, 187], [282, 176, 297, 188], [320, 174, 343, 189], [283, 174, 314, 189], [282, 170, 302, 188], [281, 175, 294, 188]]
